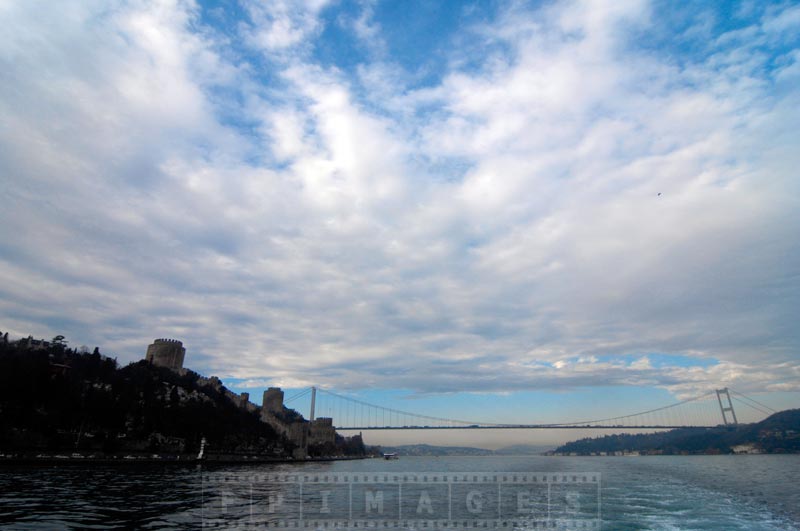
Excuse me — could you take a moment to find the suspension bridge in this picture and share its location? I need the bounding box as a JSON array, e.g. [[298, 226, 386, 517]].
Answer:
[[283, 387, 776, 430]]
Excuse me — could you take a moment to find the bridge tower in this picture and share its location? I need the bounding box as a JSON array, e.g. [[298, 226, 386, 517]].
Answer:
[[715, 388, 738, 425], [310, 386, 316, 421]]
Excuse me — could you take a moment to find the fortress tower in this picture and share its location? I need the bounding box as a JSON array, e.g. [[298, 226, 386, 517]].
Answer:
[[145, 339, 186, 370], [262, 387, 284, 414]]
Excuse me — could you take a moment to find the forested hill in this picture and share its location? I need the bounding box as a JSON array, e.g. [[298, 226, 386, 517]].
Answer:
[[554, 409, 800, 456], [0, 338, 293, 457]]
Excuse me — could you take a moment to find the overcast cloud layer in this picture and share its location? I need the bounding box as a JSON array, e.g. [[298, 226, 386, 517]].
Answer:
[[1, 0, 798, 400]]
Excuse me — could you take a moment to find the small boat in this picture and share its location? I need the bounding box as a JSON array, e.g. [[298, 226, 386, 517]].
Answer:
[[383, 452, 398, 460]]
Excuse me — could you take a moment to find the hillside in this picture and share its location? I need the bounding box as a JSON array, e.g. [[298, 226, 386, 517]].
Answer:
[[0, 337, 367, 459], [553, 409, 800, 455]]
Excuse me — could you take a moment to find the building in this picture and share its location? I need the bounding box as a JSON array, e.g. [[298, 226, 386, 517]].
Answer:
[[144, 338, 185, 370], [18, 335, 51, 351], [731, 444, 763, 454], [262, 387, 285, 414], [308, 417, 336, 446], [258, 387, 335, 457], [259, 387, 307, 458]]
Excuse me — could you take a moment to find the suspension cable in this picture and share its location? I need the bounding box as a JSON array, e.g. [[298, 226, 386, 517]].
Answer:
[[317, 388, 496, 426], [729, 389, 776, 413], [731, 396, 772, 416], [318, 388, 719, 427], [285, 387, 312, 404], [548, 390, 718, 427]]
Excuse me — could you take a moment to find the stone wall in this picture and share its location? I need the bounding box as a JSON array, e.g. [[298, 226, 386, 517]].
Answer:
[[255, 387, 338, 456], [308, 417, 336, 446]]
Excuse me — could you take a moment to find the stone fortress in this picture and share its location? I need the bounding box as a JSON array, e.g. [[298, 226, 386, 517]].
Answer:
[[260, 387, 337, 453], [144, 339, 335, 457], [144, 338, 185, 370]]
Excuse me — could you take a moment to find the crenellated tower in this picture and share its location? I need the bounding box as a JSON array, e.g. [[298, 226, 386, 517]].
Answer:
[[144, 338, 186, 371]]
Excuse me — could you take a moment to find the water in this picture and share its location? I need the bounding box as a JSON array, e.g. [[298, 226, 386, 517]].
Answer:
[[0, 456, 798, 530]]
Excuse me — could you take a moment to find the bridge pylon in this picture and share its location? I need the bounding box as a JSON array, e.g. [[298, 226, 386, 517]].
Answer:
[[715, 387, 738, 425]]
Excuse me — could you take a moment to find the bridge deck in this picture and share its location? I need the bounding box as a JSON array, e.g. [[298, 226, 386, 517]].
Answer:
[[335, 425, 717, 430]]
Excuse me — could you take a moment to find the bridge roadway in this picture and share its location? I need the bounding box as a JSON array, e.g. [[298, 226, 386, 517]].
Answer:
[[336, 424, 716, 430]]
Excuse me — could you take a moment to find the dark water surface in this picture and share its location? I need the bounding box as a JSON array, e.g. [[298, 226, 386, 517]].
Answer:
[[1, 455, 798, 530]]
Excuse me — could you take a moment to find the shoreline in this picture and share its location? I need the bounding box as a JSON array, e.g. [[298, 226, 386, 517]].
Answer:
[[0, 452, 373, 466]]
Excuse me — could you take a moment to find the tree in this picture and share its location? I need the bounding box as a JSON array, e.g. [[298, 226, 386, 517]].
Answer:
[[52, 335, 67, 346]]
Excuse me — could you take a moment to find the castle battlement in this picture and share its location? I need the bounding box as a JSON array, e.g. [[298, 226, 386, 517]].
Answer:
[[145, 339, 186, 371]]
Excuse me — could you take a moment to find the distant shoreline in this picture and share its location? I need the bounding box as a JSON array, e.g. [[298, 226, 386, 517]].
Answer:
[[546, 452, 797, 456]]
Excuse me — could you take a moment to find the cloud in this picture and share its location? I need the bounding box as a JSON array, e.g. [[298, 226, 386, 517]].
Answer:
[[0, 0, 798, 402], [240, 0, 330, 53]]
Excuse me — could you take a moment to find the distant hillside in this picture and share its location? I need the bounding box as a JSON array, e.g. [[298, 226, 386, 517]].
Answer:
[[493, 444, 554, 455], [380, 444, 494, 456], [378, 443, 554, 456], [553, 409, 800, 455]]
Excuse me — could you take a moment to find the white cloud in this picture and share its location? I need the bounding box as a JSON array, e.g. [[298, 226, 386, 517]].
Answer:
[[0, 0, 797, 402], [240, 0, 330, 52]]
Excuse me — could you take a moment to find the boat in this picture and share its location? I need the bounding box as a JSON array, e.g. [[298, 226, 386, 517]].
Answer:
[[382, 452, 398, 460]]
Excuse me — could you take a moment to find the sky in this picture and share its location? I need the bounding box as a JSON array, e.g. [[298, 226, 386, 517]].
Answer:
[[1, 0, 799, 447]]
